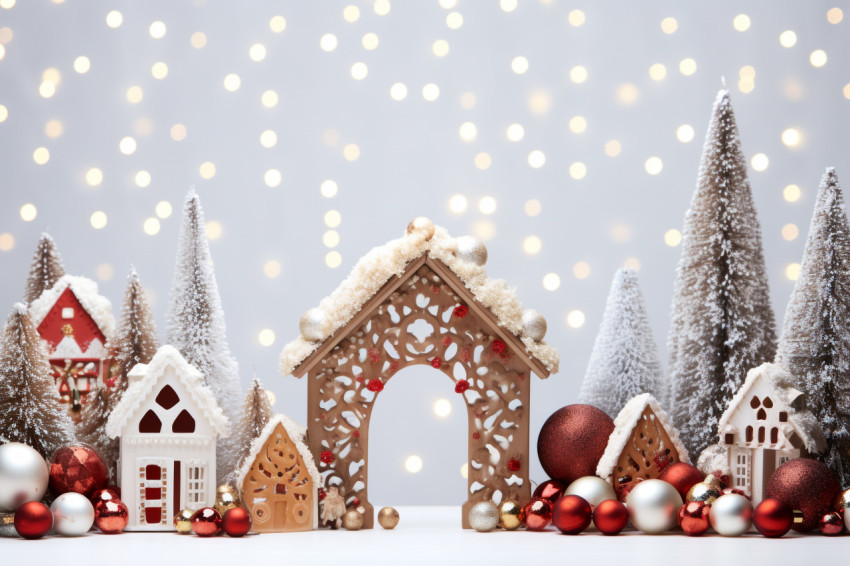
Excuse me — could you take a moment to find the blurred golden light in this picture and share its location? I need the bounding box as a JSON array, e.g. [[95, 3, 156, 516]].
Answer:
[[433, 39, 450, 57], [568, 10, 585, 26], [573, 261, 591, 279], [733, 14, 751, 32], [270, 15, 287, 33], [343, 144, 360, 161], [86, 167, 103, 186], [191, 32, 207, 48], [569, 116, 587, 134], [264, 169, 282, 187], [149, 21, 167, 39], [320, 33, 338, 52], [783, 184, 801, 202], [617, 83, 639, 105], [479, 196, 497, 215], [460, 92, 477, 109], [649, 63, 667, 81], [567, 310, 586, 328], [119, 136, 137, 155], [422, 83, 440, 101], [260, 130, 278, 148], [135, 170, 151, 188], [170, 124, 187, 141], [263, 260, 282, 278], [105, 10, 123, 28], [321, 180, 339, 198], [362, 32, 379, 50], [664, 229, 682, 247], [0, 233, 15, 251], [569, 162, 587, 180], [199, 161, 216, 179], [523, 236, 542, 255], [20, 203, 37, 222], [781, 128, 801, 147], [351, 62, 368, 80], [781, 224, 799, 241], [261, 90, 279, 108], [323, 230, 340, 248], [143, 217, 160, 236], [448, 194, 467, 213], [155, 201, 172, 219], [73, 56, 90, 74], [474, 152, 491, 170], [785, 263, 800, 280], [810, 50, 827, 68], [506, 124, 524, 141], [258, 329, 276, 347], [90, 211, 108, 230], [542, 273, 561, 291], [223, 74, 241, 91], [249, 44, 266, 62], [511, 56, 529, 74], [433, 399, 452, 417], [500, 0, 517, 12], [660, 17, 677, 34], [126, 86, 143, 103], [325, 251, 343, 268], [676, 124, 695, 143], [525, 199, 541, 217], [779, 30, 797, 48], [390, 82, 408, 101], [751, 153, 769, 171], [151, 62, 168, 79], [343, 5, 360, 22], [374, 0, 391, 16], [459, 122, 477, 141], [325, 210, 342, 228], [45, 119, 63, 138], [528, 90, 552, 115], [446, 12, 463, 29], [33, 147, 50, 165], [205, 220, 223, 240], [96, 264, 114, 281], [570, 65, 588, 84], [645, 156, 663, 175], [604, 140, 622, 157], [827, 7, 843, 24]]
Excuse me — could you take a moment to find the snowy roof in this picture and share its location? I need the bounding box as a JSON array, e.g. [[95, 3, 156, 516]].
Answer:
[[596, 393, 690, 479], [29, 274, 115, 338], [279, 219, 559, 376], [105, 344, 229, 439], [234, 413, 321, 491], [718, 362, 825, 454]]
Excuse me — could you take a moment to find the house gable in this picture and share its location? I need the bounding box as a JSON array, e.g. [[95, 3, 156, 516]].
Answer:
[[36, 287, 106, 354]]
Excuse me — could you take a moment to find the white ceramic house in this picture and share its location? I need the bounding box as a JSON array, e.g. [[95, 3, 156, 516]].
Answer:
[[717, 362, 824, 505], [106, 345, 229, 531]]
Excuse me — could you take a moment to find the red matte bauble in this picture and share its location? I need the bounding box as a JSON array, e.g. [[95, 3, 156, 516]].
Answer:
[[94, 499, 128, 534], [677, 501, 711, 536], [659, 462, 704, 501], [521, 498, 552, 531], [48, 444, 108, 498], [90, 487, 121, 504], [753, 498, 794, 538], [537, 405, 615, 484], [765, 459, 841, 532], [192, 507, 222, 536], [14, 501, 52, 539], [592, 499, 629, 535], [222, 507, 252, 537], [533, 479, 566, 504], [552, 494, 592, 534], [818, 512, 844, 536]]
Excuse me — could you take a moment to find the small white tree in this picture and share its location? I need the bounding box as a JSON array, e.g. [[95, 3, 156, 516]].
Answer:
[[776, 168, 850, 486], [24, 232, 66, 304], [579, 268, 664, 417]]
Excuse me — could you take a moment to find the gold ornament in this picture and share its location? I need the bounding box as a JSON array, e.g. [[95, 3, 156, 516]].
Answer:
[[521, 310, 547, 342], [342, 509, 364, 531], [173, 508, 194, 534], [686, 482, 721, 505], [703, 474, 722, 490], [377, 507, 399, 529], [61, 324, 74, 336], [406, 217, 435, 240], [498, 500, 522, 530], [838, 488, 850, 531], [215, 484, 241, 516], [455, 235, 488, 266], [299, 308, 327, 341]]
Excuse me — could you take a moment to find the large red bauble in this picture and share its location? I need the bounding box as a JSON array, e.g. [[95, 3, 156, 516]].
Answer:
[[521, 498, 552, 531], [49, 444, 108, 498], [14, 501, 52, 539], [222, 507, 252, 537], [753, 498, 793, 538], [192, 507, 222, 537], [532, 479, 566, 504], [537, 405, 615, 484], [659, 462, 704, 501], [593, 499, 628, 535], [677, 501, 711, 536], [765, 459, 841, 532], [94, 499, 129, 534], [552, 494, 592, 535]]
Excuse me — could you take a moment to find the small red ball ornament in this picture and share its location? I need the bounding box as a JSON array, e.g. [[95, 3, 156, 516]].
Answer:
[[818, 512, 844, 536], [753, 498, 794, 538], [677, 501, 711, 536], [593, 499, 629, 535], [659, 462, 704, 501], [90, 487, 121, 504], [94, 499, 129, 534], [14, 501, 52, 539], [453, 305, 468, 318], [506, 459, 521, 472], [222, 507, 252, 537], [552, 494, 592, 534], [48, 444, 108, 498], [521, 498, 552, 531], [533, 479, 566, 504], [431, 357, 442, 369], [192, 507, 222, 537], [105, 377, 116, 388], [454, 380, 470, 394], [765, 458, 841, 532], [491, 340, 506, 353], [366, 379, 384, 392], [537, 405, 615, 484], [320, 451, 334, 464]]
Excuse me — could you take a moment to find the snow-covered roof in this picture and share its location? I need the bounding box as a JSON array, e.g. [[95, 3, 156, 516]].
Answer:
[[234, 413, 321, 491], [279, 219, 559, 376], [596, 393, 690, 479], [29, 274, 115, 338], [718, 362, 825, 454], [105, 344, 229, 439]]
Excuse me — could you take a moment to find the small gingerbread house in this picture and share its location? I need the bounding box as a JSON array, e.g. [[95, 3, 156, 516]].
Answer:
[[29, 275, 115, 414], [106, 345, 229, 531], [715, 362, 825, 505], [597, 393, 689, 500], [236, 414, 320, 532]]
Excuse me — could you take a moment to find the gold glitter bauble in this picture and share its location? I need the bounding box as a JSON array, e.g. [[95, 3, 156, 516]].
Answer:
[[498, 500, 522, 530], [686, 482, 722, 505], [406, 217, 435, 240], [173, 508, 194, 534], [214, 485, 241, 516], [342, 509, 364, 531], [377, 507, 399, 529]]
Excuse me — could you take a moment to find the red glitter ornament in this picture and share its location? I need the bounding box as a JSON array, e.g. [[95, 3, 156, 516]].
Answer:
[[318, 488, 327, 501], [819, 512, 844, 536], [472, 432, 480, 440], [49, 444, 108, 498], [552, 494, 592, 534], [367, 379, 384, 392], [90, 487, 121, 504], [536, 405, 615, 484], [105, 377, 116, 388], [455, 379, 470, 393], [223, 507, 252, 537], [506, 459, 521, 472], [659, 462, 704, 501], [431, 357, 442, 369], [192, 507, 222, 537], [753, 497, 793, 538], [367, 347, 381, 363], [442, 336, 452, 347], [521, 498, 552, 531], [592, 499, 629, 535], [533, 479, 566, 504], [491, 339, 506, 353], [320, 451, 334, 464], [453, 305, 468, 318], [94, 499, 129, 534], [13, 501, 52, 539], [352, 430, 360, 438], [677, 501, 711, 536], [765, 458, 841, 532]]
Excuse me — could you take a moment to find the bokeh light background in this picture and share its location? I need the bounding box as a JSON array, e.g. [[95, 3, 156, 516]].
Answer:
[[1, 0, 849, 505]]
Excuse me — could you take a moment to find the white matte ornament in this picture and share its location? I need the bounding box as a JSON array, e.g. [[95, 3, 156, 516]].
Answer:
[[625, 479, 683, 534], [564, 476, 616, 509], [50, 492, 95, 536], [708, 494, 753, 536], [468, 501, 499, 532], [406, 217, 435, 240], [455, 236, 488, 266], [299, 308, 327, 341], [521, 309, 548, 341], [0, 443, 49, 512]]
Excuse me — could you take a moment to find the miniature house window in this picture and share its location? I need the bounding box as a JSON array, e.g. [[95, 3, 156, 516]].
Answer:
[[172, 410, 196, 433], [139, 410, 162, 433], [763, 397, 773, 408], [779, 411, 788, 422], [757, 408, 767, 420], [750, 396, 760, 408], [735, 453, 749, 488], [61, 307, 74, 319], [155, 385, 180, 410], [758, 427, 765, 443], [141, 464, 166, 525], [746, 426, 753, 442], [770, 427, 778, 444], [187, 466, 205, 505], [725, 433, 734, 444]]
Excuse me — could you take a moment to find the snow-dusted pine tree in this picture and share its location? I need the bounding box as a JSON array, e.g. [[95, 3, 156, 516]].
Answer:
[[77, 268, 159, 478], [226, 377, 273, 484], [166, 189, 241, 482], [775, 168, 850, 487], [668, 90, 777, 459], [579, 268, 664, 418], [23, 232, 66, 304], [0, 303, 74, 458]]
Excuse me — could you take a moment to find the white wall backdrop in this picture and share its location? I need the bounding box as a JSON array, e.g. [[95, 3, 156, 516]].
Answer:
[[1, 0, 848, 505]]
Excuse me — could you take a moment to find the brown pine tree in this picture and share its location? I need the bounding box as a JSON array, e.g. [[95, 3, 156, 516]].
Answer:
[[231, 378, 273, 474], [23, 233, 66, 304]]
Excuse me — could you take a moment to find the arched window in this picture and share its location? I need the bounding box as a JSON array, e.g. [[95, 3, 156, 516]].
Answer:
[[763, 397, 773, 408], [745, 426, 753, 443], [172, 409, 196, 433], [770, 427, 779, 444], [758, 427, 766, 444], [156, 385, 180, 409], [757, 408, 767, 420], [139, 410, 162, 433], [750, 396, 760, 408]]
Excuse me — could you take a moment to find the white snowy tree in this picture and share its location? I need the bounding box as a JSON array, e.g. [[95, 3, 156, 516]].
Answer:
[[166, 189, 241, 482], [776, 168, 850, 486], [668, 90, 777, 458], [579, 268, 664, 417], [23, 232, 66, 304]]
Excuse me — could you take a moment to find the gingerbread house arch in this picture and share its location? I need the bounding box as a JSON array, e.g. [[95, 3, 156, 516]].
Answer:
[[280, 219, 559, 529]]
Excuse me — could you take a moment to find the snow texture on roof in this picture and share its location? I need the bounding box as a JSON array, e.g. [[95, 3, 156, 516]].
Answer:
[[234, 413, 321, 491], [106, 344, 229, 439], [279, 220, 559, 376], [596, 393, 691, 480], [29, 274, 116, 339], [717, 362, 825, 454]]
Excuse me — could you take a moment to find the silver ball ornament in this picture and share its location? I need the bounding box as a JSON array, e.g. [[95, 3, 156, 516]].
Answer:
[[0, 442, 49, 512], [299, 308, 327, 341], [709, 494, 753, 536], [406, 217, 435, 240], [564, 476, 616, 509], [468, 501, 499, 532], [521, 309, 548, 342], [625, 479, 683, 534], [456, 236, 488, 266], [50, 492, 95, 536]]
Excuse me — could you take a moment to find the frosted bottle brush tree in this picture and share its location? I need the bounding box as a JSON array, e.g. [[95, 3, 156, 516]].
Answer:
[[579, 268, 664, 417], [667, 90, 777, 459], [776, 168, 850, 487], [23, 232, 66, 304], [226, 377, 273, 485]]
